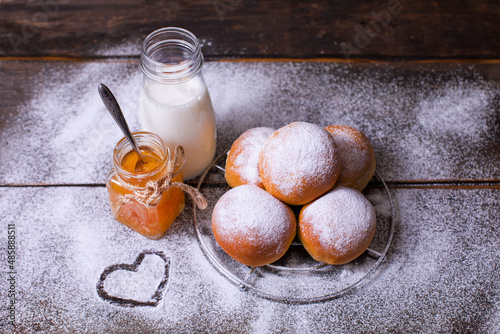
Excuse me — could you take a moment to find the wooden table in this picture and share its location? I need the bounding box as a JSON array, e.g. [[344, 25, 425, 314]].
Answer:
[[1, 1, 499, 333]]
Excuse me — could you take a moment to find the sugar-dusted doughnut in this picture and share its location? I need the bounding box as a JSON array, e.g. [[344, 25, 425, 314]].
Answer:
[[212, 185, 296, 267], [259, 122, 340, 205], [324, 124, 376, 191], [298, 186, 376, 265], [225, 127, 275, 189]]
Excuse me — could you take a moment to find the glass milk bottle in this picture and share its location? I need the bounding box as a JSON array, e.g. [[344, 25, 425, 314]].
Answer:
[[139, 27, 216, 180]]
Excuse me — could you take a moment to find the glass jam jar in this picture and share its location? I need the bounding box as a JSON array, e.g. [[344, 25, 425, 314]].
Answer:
[[106, 131, 185, 239], [138, 27, 217, 180]]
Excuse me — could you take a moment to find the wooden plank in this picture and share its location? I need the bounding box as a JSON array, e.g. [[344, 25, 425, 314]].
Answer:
[[0, 186, 498, 332], [0, 60, 498, 185], [0, 0, 499, 59]]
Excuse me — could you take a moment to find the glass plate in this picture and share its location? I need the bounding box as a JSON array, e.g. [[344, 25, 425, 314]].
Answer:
[[193, 150, 395, 303]]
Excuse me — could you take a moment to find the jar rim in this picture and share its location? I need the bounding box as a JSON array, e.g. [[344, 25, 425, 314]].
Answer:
[[140, 27, 203, 84], [112, 131, 170, 180]]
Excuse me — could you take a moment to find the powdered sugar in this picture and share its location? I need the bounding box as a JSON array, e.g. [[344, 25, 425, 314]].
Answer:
[[0, 184, 498, 332], [334, 135, 368, 178], [205, 61, 499, 182], [0, 59, 498, 332], [0, 61, 497, 184], [0, 61, 140, 184], [212, 184, 295, 264], [416, 85, 491, 138], [259, 122, 340, 204], [325, 124, 375, 190], [300, 186, 376, 259], [101, 252, 167, 303], [225, 127, 274, 187]]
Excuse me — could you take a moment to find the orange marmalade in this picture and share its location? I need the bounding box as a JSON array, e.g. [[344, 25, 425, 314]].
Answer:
[[106, 132, 185, 239]]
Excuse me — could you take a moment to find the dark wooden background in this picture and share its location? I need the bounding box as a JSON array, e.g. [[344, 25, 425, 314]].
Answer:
[[1, 0, 499, 59]]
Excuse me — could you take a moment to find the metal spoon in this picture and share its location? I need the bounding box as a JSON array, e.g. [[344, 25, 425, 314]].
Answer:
[[98, 83, 145, 161]]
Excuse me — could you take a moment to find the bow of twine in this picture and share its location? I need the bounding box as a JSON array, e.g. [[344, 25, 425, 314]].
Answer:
[[111, 145, 207, 216]]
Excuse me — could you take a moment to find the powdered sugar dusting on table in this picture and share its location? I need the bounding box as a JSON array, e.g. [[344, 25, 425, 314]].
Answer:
[[0, 59, 498, 332], [0, 184, 498, 332], [0, 61, 141, 184], [0, 61, 497, 184], [103, 253, 165, 302], [206, 62, 499, 182], [416, 86, 491, 138]]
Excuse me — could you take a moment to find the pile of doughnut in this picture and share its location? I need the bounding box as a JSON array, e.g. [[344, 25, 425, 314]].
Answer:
[[211, 122, 377, 267]]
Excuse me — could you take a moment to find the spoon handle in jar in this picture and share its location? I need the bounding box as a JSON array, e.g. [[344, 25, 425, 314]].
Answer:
[[98, 83, 144, 157]]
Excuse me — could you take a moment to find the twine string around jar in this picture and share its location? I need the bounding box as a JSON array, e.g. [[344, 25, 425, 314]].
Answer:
[[111, 145, 208, 215]]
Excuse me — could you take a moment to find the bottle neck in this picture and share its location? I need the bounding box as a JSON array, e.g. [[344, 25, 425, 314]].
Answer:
[[140, 27, 204, 85]]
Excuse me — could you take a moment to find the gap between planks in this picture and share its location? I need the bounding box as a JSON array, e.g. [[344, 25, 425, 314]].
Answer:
[[0, 56, 500, 64], [0, 181, 499, 190]]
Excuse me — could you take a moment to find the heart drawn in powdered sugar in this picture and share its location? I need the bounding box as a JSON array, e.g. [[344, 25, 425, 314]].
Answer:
[[96, 251, 171, 307]]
